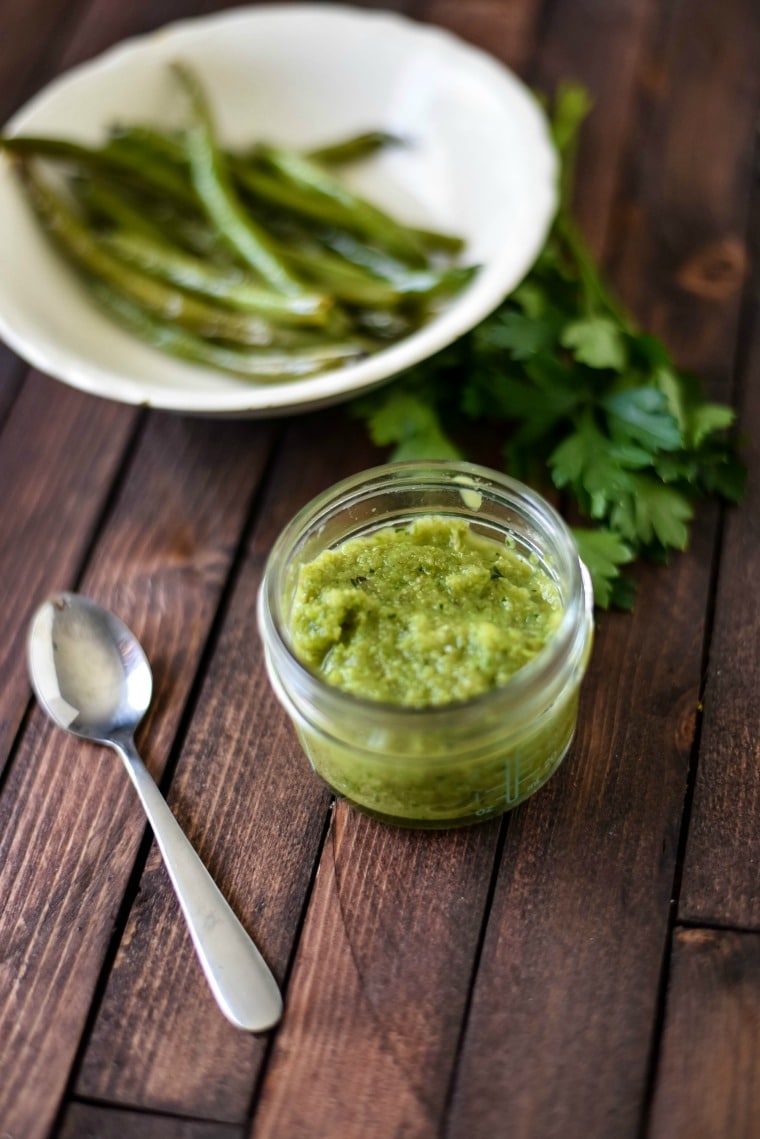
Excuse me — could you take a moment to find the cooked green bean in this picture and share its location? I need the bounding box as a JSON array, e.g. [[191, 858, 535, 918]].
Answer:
[[20, 164, 308, 346], [271, 242, 412, 308], [1, 133, 196, 206], [5, 60, 475, 386], [104, 124, 465, 254], [305, 130, 404, 166], [173, 62, 310, 298], [73, 176, 171, 243], [408, 226, 466, 256], [88, 281, 368, 380], [254, 143, 429, 266], [101, 229, 332, 324], [114, 124, 402, 170], [277, 241, 475, 309]]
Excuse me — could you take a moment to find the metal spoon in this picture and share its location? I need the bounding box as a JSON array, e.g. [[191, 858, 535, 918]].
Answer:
[[27, 591, 282, 1033]]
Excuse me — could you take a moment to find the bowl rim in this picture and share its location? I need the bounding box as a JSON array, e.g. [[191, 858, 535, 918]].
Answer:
[[0, 3, 558, 416]]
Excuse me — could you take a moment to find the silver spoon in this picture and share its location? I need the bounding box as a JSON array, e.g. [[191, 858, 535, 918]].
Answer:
[[27, 591, 282, 1033]]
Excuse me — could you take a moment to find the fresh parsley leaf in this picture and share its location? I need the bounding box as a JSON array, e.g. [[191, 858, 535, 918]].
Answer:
[[561, 316, 627, 369], [550, 419, 639, 513], [654, 366, 736, 450], [610, 476, 693, 550], [602, 387, 683, 452], [349, 83, 745, 611], [353, 388, 461, 462], [474, 310, 555, 360], [572, 528, 635, 609], [688, 403, 736, 447]]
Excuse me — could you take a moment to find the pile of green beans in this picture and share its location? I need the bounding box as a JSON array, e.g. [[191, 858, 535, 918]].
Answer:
[[2, 62, 475, 383]]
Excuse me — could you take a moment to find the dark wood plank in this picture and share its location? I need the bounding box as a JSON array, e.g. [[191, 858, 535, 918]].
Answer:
[[0, 345, 26, 426], [0, 376, 136, 771], [74, 412, 375, 1121], [0, 413, 275, 1139], [250, 806, 499, 1139], [60, 1102, 242, 1139], [648, 929, 760, 1139], [0, 0, 85, 121], [678, 207, 760, 928], [604, 0, 759, 387], [422, 0, 544, 75], [447, 557, 712, 1139], [445, 0, 760, 1135], [534, 0, 654, 256]]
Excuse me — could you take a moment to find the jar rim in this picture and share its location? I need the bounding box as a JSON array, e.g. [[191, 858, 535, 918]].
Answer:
[[259, 459, 593, 729]]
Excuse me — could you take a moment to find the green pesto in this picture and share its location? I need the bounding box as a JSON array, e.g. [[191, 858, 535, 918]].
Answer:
[[289, 516, 563, 707]]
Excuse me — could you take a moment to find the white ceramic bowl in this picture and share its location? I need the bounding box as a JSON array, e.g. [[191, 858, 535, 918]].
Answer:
[[0, 4, 557, 416]]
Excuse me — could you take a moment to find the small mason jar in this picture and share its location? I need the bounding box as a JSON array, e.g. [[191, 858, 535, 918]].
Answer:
[[258, 461, 594, 829]]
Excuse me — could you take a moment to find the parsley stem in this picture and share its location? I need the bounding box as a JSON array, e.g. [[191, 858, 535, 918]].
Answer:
[[555, 212, 633, 330]]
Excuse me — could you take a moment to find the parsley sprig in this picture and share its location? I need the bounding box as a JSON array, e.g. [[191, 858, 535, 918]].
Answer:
[[352, 85, 745, 608]]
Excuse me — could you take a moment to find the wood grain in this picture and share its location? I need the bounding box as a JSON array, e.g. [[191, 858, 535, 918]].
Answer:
[[604, 0, 759, 387], [447, 556, 711, 1139], [422, 0, 544, 74], [0, 0, 86, 120], [533, 0, 654, 256], [0, 346, 26, 427], [74, 412, 380, 1121], [60, 1102, 242, 1139], [678, 207, 760, 928], [648, 928, 760, 1139], [250, 806, 500, 1139], [446, 0, 759, 1135], [0, 376, 136, 771], [0, 414, 275, 1139]]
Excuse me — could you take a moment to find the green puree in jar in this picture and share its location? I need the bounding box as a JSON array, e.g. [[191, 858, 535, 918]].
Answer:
[[289, 516, 563, 706]]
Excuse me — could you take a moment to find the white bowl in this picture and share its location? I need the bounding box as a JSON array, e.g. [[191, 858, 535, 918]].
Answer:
[[0, 4, 557, 416]]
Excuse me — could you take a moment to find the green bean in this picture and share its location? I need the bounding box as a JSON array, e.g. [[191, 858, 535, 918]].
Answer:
[[1, 133, 196, 206], [114, 124, 402, 170], [172, 62, 310, 298], [253, 143, 429, 266], [305, 130, 404, 166], [274, 237, 476, 308], [72, 175, 171, 242], [3, 130, 468, 261], [311, 226, 417, 280], [101, 230, 332, 324], [107, 123, 185, 162], [271, 242, 411, 308], [311, 226, 473, 292], [408, 226, 466, 256], [97, 128, 234, 255], [109, 125, 465, 253], [19, 164, 306, 346], [87, 281, 368, 380], [5, 63, 475, 386]]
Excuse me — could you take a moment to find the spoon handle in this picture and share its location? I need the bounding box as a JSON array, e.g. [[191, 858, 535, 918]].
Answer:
[[113, 735, 282, 1032]]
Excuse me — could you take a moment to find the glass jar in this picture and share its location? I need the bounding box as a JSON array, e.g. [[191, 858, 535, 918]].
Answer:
[[258, 461, 594, 828]]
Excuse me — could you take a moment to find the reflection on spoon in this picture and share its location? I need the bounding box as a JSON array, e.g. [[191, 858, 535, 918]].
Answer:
[[27, 591, 282, 1033]]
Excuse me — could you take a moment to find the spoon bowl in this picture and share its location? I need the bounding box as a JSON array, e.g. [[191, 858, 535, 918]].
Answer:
[[27, 591, 282, 1033], [29, 592, 152, 741]]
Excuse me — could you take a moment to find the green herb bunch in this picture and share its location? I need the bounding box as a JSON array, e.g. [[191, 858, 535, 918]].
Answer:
[[352, 86, 745, 608]]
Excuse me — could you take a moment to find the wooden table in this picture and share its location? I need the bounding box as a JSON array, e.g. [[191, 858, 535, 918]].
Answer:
[[1, 1, 759, 1136]]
